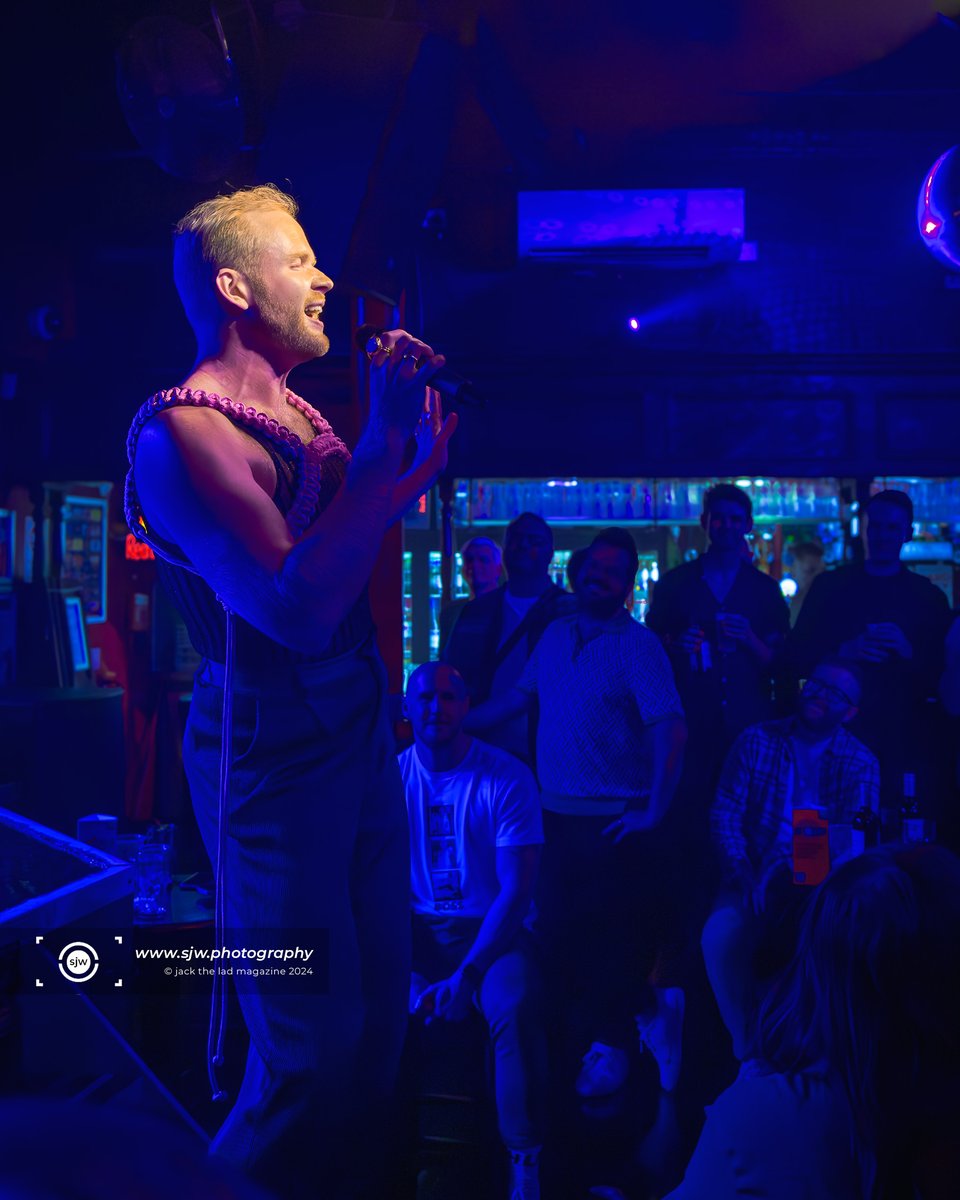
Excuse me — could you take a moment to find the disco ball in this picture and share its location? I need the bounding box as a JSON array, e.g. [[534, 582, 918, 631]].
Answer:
[[918, 146, 960, 271]]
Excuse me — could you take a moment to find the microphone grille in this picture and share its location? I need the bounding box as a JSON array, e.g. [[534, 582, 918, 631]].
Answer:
[[354, 323, 381, 351]]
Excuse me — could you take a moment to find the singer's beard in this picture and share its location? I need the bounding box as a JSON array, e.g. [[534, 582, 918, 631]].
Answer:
[[250, 280, 330, 361]]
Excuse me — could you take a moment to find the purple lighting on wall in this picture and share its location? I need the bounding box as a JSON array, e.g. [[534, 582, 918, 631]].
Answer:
[[518, 189, 745, 264]]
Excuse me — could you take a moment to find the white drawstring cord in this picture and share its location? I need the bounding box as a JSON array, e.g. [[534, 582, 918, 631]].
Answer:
[[207, 600, 235, 1102]]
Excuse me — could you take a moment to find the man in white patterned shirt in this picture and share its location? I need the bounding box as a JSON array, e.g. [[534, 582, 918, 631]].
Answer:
[[466, 529, 688, 1096]]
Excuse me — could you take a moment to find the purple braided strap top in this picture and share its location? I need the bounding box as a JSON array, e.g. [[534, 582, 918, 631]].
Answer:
[[124, 385, 351, 560], [123, 385, 371, 666]]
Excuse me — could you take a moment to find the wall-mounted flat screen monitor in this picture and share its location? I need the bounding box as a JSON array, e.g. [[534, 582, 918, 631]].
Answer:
[[63, 594, 90, 673]]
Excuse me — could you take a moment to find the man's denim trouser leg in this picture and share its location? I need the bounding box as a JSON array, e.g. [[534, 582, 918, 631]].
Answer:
[[184, 640, 411, 1199], [700, 900, 758, 1063], [412, 917, 546, 1152]]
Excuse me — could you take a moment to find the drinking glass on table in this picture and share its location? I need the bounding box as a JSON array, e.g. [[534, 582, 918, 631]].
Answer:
[[716, 611, 738, 655], [133, 843, 171, 921]]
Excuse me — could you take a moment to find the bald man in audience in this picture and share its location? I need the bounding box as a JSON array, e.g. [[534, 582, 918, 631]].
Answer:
[[399, 662, 546, 1200]]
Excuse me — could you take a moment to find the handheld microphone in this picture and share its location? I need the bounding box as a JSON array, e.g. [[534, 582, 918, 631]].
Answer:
[[355, 324, 484, 407]]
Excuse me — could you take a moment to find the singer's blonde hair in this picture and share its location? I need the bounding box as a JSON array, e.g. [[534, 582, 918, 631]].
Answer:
[[173, 183, 299, 333]]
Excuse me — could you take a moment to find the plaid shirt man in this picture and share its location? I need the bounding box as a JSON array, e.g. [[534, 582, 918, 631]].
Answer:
[[712, 717, 880, 890]]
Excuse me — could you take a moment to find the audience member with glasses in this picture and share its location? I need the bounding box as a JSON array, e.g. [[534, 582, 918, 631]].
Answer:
[[790, 489, 951, 814], [700, 657, 879, 1061]]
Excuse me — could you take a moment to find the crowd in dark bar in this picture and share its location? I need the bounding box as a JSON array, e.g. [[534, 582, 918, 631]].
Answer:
[[416, 487, 960, 1199], [4, 3, 960, 1200], [6, 475, 960, 1200]]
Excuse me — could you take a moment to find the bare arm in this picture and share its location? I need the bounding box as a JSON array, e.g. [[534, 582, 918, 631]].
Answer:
[[942, 617, 960, 716], [460, 845, 540, 977], [463, 687, 533, 732], [745, 628, 776, 665], [389, 388, 457, 525], [601, 714, 687, 842], [646, 715, 687, 825], [134, 333, 443, 653], [416, 845, 540, 1021], [718, 613, 780, 666]]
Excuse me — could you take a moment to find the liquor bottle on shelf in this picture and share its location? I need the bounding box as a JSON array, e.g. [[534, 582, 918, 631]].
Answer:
[[591, 483, 602, 520], [454, 553, 470, 600], [635, 571, 648, 623], [402, 597, 414, 678], [900, 772, 934, 843], [900, 773, 920, 842], [851, 782, 879, 856], [458, 482, 470, 521], [557, 549, 572, 589], [428, 596, 440, 658], [563, 481, 574, 519], [913, 481, 927, 520], [474, 481, 488, 521]]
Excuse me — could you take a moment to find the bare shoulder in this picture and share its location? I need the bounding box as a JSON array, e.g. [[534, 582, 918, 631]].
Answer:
[[133, 402, 283, 555], [137, 403, 251, 461], [136, 404, 273, 493]]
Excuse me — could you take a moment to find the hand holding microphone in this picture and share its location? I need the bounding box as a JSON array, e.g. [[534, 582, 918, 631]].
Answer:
[[356, 327, 460, 477], [356, 324, 483, 408], [360, 327, 445, 437]]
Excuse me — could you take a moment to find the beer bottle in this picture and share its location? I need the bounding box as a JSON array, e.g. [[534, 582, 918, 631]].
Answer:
[[851, 782, 879, 856], [901, 773, 923, 844]]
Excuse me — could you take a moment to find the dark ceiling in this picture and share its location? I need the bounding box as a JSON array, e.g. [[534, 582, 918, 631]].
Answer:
[[2, 0, 960, 480], [7, 1, 960, 256]]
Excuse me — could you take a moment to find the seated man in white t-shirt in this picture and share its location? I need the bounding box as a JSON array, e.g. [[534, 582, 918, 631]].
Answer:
[[399, 662, 546, 1200]]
